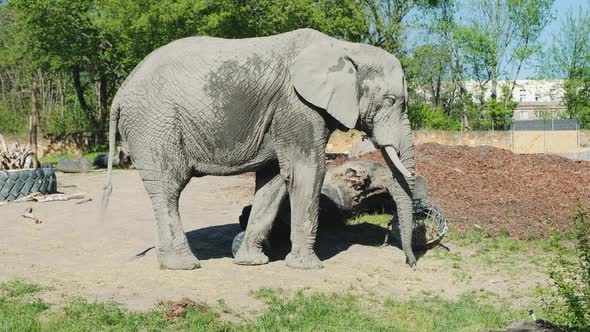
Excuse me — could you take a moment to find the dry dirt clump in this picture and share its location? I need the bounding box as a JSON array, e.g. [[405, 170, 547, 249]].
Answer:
[[158, 297, 210, 320], [332, 143, 590, 239]]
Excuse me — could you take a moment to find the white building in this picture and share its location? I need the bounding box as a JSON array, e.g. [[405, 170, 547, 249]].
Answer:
[[464, 80, 566, 120]]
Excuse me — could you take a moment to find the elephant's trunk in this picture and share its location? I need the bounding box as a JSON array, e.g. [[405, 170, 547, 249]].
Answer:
[[381, 117, 416, 267]]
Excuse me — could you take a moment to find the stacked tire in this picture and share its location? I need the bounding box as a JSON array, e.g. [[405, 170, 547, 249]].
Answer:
[[0, 168, 57, 202]]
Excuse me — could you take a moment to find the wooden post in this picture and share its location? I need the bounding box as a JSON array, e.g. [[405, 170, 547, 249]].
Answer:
[[29, 73, 39, 169]]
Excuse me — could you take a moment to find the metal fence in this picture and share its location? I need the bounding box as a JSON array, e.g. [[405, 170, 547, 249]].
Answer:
[[511, 119, 580, 154]]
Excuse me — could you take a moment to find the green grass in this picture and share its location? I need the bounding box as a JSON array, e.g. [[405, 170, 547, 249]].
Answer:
[[0, 280, 529, 332], [348, 214, 577, 277], [381, 294, 528, 331], [347, 213, 392, 227], [0, 280, 49, 332], [38, 151, 107, 165]]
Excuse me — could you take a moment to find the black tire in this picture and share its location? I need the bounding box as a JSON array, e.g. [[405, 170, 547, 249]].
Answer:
[[0, 168, 57, 202]]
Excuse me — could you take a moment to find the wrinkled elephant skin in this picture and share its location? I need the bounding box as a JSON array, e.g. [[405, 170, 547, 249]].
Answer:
[[101, 29, 417, 270]]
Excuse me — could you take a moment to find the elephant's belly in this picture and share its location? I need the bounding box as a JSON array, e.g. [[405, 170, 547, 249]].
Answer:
[[191, 134, 277, 176]]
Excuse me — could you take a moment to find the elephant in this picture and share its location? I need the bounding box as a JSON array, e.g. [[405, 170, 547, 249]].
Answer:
[[101, 28, 417, 270]]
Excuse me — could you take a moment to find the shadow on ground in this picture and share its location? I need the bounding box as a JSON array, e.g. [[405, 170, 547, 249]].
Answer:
[[185, 224, 242, 260], [181, 221, 429, 263]]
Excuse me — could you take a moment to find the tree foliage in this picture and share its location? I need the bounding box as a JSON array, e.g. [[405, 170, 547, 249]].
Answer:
[[540, 202, 590, 330], [407, 0, 556, 130], [0, 0, 564, 137], [541, 7, 590, 128]]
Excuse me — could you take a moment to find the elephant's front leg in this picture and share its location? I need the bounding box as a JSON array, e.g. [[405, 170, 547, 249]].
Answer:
[[234, 165, 286, 265], [283, 158, 325, 269]]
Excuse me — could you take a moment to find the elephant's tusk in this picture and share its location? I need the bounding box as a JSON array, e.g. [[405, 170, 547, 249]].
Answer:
[[384, 146, 414, 178]]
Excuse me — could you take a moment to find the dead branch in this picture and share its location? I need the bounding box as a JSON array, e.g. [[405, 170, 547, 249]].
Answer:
[[22, 206, 43, 224], [33, 193, 85, 203], [0, 133, 7, 155], [0, 192, 88, 205], [0, 140, 34, 170], [0, 192, 43, 206], [75, 197, 93, 204]]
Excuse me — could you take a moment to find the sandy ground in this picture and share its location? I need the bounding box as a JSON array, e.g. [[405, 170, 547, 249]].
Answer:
[[0, 170, 547, 315]]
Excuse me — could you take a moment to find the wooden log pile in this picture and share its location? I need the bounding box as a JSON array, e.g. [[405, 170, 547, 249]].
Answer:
[[0, 133, 34, 170]]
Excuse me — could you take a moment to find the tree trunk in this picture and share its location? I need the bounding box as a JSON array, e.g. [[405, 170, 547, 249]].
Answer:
[[491, 62, 498, 100], [29, 73, 39, 169], [490, 0, 500, 101], [0, 74, 6, 104], [72, 66, 98, 134], [58, 74, 66, 116], [97, 74, 108, 146]]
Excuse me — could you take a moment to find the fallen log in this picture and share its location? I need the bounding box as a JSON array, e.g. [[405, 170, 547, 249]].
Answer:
[[75, 197, 93, 205], [33, 193, 86, 203], [0, 192, 43, 206], [0, 192, 88, 206], [238, 160, 447, 249]]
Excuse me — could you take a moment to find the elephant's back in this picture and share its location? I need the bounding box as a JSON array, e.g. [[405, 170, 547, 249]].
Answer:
[[115, 30, 324, 166], [129, 29, 320, 80]]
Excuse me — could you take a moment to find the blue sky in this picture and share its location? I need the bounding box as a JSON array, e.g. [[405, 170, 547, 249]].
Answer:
[[524, 0, 590, 78], [416, 0, 590, 79]]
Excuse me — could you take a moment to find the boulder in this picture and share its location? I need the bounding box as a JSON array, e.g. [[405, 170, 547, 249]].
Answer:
[[92, 148, 133, 169], [56, 157, 92, 173], [92, 154, 110, 168]]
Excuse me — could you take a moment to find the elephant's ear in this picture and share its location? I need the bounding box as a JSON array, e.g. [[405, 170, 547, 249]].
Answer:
[[291, 44, 360, 129]]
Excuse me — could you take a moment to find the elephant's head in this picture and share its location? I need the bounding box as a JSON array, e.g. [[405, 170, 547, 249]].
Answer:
[[291, 39, 417, 266]]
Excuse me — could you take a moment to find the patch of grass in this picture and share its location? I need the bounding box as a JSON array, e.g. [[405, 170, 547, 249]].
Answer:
[[445, 228, 489, 246], [381, 294, 528, 331], [39, 151, 107, 165], [442, 230, 563, 272], [347, 213, 392, 227], [0, 280, 48, 332], [251, 288, 393, 331], [1, 280, 531, 332], [0, 280, 42, 298], [44, 299, 172, 331]]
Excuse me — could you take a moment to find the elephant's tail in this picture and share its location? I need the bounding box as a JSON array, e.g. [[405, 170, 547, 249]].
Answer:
[[100, 100, 121, 221]]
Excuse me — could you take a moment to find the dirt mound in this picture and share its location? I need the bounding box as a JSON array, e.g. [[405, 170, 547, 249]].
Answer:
[[333, 143, 590, 239]]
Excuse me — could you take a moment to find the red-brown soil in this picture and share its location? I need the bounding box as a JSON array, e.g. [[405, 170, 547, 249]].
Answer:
[[334, 143, 590, 239]]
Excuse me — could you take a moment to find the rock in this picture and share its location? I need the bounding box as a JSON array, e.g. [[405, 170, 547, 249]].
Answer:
[[481, 319, 569, 332], [92, 154, 109, 168], [91, 149, 133, 169], [56, 157, 92, 173], [349, 138, 377, 157]]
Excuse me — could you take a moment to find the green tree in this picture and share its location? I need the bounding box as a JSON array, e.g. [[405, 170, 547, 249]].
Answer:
[[363, 0, 446, 55], [231, 0, 368, 40], [408, 102, 461, 130], [10, 0, 115, 144], [455, 0, 554, 102], [564, 68, 590, 128], [540, 7, 590, 128], [0, 3, 29, 133], [406, 44, 451, 108]]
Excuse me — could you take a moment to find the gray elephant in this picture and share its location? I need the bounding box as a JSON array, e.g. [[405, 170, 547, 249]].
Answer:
[[101, 28, 416, 270]]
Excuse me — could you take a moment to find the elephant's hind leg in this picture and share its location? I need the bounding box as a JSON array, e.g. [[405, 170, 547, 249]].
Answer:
[[234, 165, 286, 265], [138, 165, 200, 270]]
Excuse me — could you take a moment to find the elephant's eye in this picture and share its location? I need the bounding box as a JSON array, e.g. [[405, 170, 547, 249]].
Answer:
[[383, 96, 396, 106]]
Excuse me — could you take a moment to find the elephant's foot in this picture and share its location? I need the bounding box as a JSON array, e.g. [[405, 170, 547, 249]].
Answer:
[[234, 245, 269, 266], [158, 250, 201, 270], [285, 250, 323, 270]]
